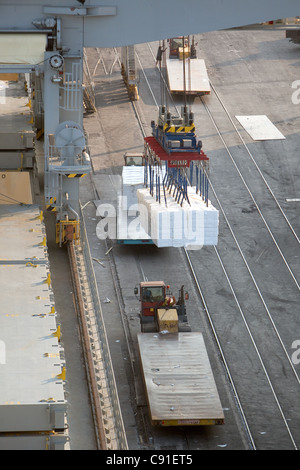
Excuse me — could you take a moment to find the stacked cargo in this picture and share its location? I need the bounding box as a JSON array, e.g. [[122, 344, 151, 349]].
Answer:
[[119, 166, 218, 247], [136, 186, 219, 249], [122, 166, 146, 208], [122, 165, 166, 209]]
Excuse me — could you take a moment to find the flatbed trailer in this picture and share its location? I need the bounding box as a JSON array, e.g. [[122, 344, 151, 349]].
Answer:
[[137, 331, 224, 426], [166, 58, 210, 95], [116, 215, 154, 245]]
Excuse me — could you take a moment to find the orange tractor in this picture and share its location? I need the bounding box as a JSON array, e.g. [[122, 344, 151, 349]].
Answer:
[[134, 281, 191, 333]]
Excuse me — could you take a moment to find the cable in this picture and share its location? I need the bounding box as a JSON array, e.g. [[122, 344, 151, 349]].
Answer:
[[0, 192, 27, 205]]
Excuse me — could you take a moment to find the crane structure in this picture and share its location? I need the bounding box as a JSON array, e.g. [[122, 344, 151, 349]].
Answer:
[[0, 0, 298, 242], [142, 33, 211, 213]]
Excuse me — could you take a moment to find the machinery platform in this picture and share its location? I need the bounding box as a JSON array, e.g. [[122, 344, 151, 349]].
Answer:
[[0, 79, 35, 169], [166, 58, 211, 95]]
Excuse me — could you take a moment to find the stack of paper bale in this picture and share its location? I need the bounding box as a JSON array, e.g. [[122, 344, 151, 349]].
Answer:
[[122, 166, 146, 209], [185, 187, 219, 249], [119, 166, 165, 242], [122, 166, 166, 209], [136, 186, 219, 249]]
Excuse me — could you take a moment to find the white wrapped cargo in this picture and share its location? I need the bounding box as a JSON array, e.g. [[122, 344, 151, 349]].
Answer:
[[137, 186, 218, 248], [122, 165, 166, 209], [122, 166, 146, 209]]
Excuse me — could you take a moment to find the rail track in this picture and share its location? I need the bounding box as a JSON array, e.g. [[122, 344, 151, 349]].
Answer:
[[82, 39, 300, 450], [151, 39, 299, 446]]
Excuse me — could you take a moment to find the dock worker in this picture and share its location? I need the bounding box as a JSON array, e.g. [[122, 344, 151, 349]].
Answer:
[[156, 45, 166, 66]]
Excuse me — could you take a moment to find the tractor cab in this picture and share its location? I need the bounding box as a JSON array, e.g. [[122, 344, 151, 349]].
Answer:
[[168, 36, 197, 60], [138, 281, 169, 317], [134, 281, 190, 333], [124, 152, 145, 166], [169, 37, 190, 60]]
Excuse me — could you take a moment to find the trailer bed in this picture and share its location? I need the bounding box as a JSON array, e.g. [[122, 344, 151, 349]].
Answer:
[[166, 58, 210, 95], [137, 331, 224, 426]]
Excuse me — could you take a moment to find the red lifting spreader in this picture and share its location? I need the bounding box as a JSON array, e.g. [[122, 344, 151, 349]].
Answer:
[[144, 136, 209, 168]]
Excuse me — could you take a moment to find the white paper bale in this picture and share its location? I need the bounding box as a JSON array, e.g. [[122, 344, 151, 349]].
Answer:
[[122, 166, 166, 209], [122, 166, 146, 209], [137, 188, 152, 239], [151, 196, 181, 247], [136, 185, 219, 248]]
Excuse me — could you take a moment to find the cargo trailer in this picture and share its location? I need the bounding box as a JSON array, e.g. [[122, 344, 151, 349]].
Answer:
[[135, 281, 224, 426], [137, 331, 224, 426]]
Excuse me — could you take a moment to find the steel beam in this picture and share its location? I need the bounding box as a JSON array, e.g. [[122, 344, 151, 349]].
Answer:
[[0, 0, 298, 47], [0, 0, 298, 229]]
